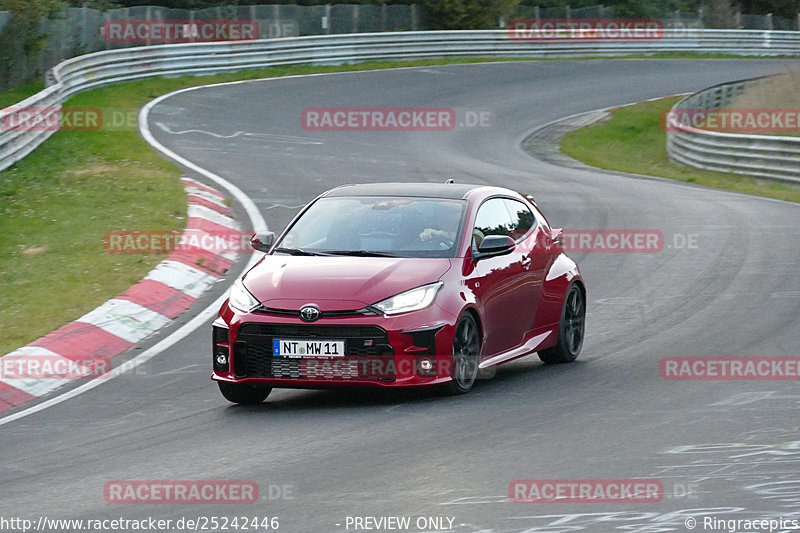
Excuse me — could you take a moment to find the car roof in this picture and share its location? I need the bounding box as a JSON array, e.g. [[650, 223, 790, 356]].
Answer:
[[323, 182, 499, 200]]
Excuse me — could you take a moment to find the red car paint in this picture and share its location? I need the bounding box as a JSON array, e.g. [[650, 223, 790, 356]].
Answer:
[[212, 182, 583, 392]]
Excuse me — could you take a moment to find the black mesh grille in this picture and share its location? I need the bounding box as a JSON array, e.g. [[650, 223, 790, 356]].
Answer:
[[235, 323, 394, 381]]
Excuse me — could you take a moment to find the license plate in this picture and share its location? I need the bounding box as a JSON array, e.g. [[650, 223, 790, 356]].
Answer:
[[273, 339, 345, 358]]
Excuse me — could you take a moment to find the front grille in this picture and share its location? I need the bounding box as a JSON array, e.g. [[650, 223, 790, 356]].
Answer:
[[253, 306, 378, 319], [235, 324, 394, 381]]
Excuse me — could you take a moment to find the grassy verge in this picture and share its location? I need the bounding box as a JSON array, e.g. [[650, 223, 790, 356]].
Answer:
[[0, 89, 187, 355], [0, 81, 45, 109], [560, 97, 800, 203]]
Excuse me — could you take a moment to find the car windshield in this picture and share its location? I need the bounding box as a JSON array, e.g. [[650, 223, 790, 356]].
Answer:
[[275, 196, 466, 258]]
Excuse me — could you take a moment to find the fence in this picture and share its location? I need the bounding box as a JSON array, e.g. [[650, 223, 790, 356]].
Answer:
[[1, 29, 799, 175], [666, 78, 800, 183], [1, 4, 799, 88], [0, 4, 421, 88]]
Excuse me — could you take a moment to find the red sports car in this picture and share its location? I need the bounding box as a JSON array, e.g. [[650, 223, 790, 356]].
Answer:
[[212, 182, 585, 403]]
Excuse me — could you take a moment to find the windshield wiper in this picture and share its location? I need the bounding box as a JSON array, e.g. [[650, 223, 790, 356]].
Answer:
[[273, 247, 332, 257], [324, 250, 398, 258]]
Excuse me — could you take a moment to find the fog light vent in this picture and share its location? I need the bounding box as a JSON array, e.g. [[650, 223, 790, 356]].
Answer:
[[417, 358, 436, 377]]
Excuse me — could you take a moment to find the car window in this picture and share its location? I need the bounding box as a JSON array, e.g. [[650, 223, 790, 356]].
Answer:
[[473, 198, 514, 244], [276, 196, 466, 258], [504, 199, 537, 241]]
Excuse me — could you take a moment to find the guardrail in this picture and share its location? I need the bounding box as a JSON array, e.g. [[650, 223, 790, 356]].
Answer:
[[2, 29, 799, 174], [666, 77, 800, 183]]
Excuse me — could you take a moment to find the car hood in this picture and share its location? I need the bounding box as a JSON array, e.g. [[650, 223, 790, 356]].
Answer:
[[242, 256, 453, 311]]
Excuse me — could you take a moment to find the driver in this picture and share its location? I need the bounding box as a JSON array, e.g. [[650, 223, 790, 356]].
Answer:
[[419, 204, 461, 244]]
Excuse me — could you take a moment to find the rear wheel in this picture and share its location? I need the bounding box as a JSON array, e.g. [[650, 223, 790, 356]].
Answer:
[[218, 381, 272, 405], [538, 283, 585, 364], [444, 313, 482, 395]]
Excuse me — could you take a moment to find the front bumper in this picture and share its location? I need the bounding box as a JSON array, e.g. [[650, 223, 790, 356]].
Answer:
[[211, 304, 460, 388]]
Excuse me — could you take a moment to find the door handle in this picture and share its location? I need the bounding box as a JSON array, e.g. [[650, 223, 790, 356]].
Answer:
[[521, 256, 532, 270]]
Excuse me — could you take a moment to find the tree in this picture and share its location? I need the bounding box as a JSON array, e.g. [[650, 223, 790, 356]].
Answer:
[[421, 0, 522, 30], [0, 0, 63, 89], [739, 0, 798, 19], [702, 0, 738, 28]]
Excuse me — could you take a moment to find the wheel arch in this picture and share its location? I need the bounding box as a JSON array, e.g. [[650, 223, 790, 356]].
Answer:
[[461, 306, 484, 349]]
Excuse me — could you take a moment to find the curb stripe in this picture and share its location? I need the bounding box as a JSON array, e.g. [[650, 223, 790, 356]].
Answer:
[[29, 321, 134, 360], [185, 186, 228, 206], [75, 299, 172, 345], [169, 249, 235, 276], [118, 279, 198, 319], [143, 259, 222, 299], [188, 195, 232, 215], [0, 177, 240, 413], [185, 217, 243, 237], [181, 177, 225, 199], [187, 205, 239, 229], [0, 384, 36, 413]]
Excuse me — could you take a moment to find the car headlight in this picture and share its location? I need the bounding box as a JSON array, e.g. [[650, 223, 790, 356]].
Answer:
[[372, 282, 443, 315], [228, 278, 260, 313]]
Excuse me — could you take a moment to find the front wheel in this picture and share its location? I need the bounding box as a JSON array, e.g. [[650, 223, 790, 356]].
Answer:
[[218, 381, 272, 405], [443, 313, 482, 395], [538, 283, 585, 364]]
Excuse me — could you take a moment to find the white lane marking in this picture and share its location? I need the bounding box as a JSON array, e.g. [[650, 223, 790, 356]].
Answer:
[[259, 202, 308, 210], [0, 81, 268, 427], [154, 122, 323, 145], [77, 299, 172, 344], [144, 260, 220, 299], [154, 123, 244, 139], [771, 291, 800, 298]]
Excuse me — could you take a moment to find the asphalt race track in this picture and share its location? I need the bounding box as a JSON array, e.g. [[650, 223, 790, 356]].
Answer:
[[2, 59, 800, 532]]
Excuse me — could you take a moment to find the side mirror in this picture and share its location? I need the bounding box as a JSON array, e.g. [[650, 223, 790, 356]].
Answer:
[[250, 232, 275, 253], [550, 228, 563, 245], [474, 235, 515, 259]]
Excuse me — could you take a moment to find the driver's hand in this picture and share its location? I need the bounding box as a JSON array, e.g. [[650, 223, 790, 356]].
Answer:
[[419, 228, 439, 241]]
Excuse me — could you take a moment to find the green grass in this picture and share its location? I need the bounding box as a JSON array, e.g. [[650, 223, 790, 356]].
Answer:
[[0, 90, 187, 355], [560, 97, 800, 203], [0, 81, 45, 109]]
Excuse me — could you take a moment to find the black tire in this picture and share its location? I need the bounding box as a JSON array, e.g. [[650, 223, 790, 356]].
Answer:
[[218, 381, 272, 405], [443, 313, 482, 395], [538, 283, 585, 364]]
